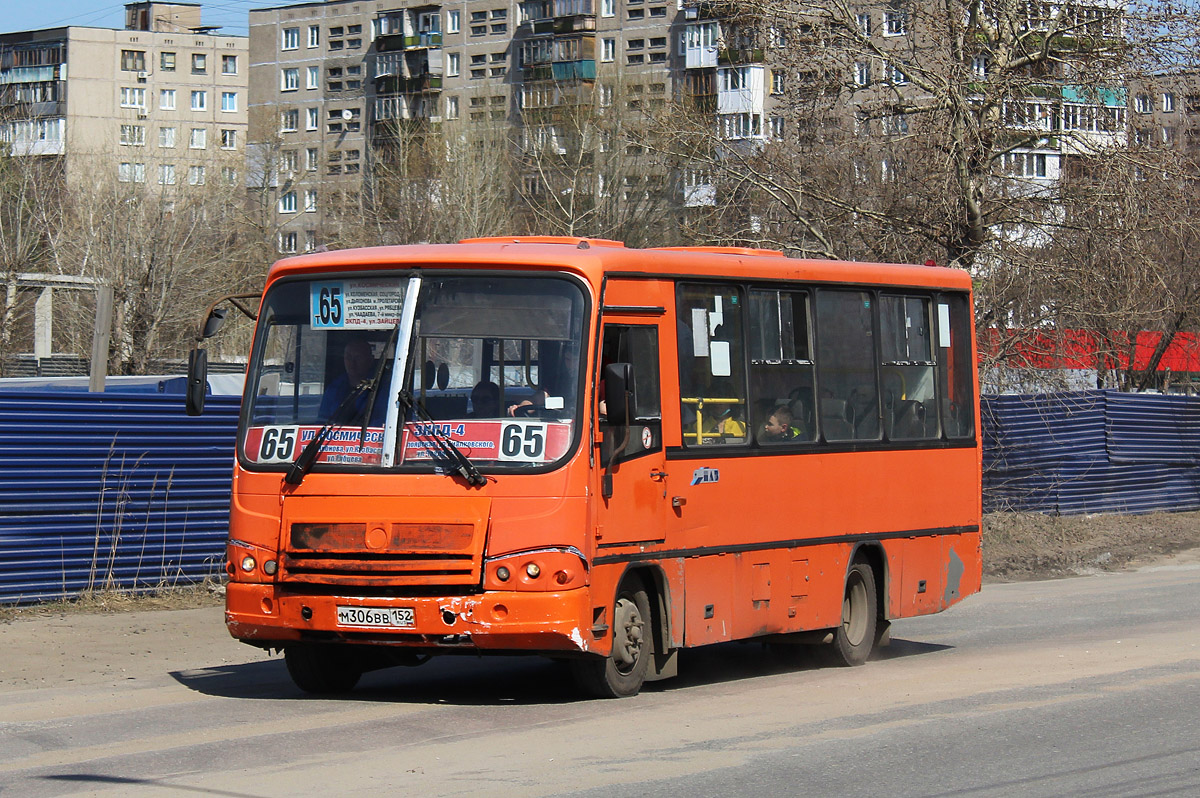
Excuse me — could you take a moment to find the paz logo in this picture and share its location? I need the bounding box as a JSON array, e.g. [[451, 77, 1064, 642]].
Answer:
[[690, 467, 720, 486]]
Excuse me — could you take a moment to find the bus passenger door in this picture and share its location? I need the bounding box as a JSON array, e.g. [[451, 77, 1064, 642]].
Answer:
[[595, 321, 671, 547]]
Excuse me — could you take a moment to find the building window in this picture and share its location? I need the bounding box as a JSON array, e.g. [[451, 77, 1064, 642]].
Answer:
[[188, 165, 205, 185], [307, 107, 319, 130], [191, 53, 207, 73], [223, 166, 238, 185], [884, 5, 907, 36], [120, 124, 145, 146], [121, 49, 146, 72], [601, 38, 615, 62], [304, 189, 317, 212], [118, 162, 146, 183], [120, 87, 146, 108], [601, 0, 615, 16], [1135, 93, 1152, 113], [771, 116, 785, 139], [447, 52, 460, 76], [220, 129, 236, 149], [448, 10, 461, 32], [280, 109, 299, 132], [222, 54, 237, 75], [972, 55, 989, 78], [628, 8, 644, 19], [446, 95, 459, 119], [190, 128, 207, 149], [307, 66, 319, 89], [279, 191, 297, 213], [159, 126, 176, 148], [886, 63, 908, 85], [191, 90, 207, 111], [856, 13, 871, 36], [306, 147, 319, 170], [854, 60, 873, 87], [159, 163, 176, 185], [1163, 92, 1175, 113], [160, 51, 176, 71], [771, 71, 784, 95], [221, 91, 237, 112], [304, 230, 317, 252], [282, 28, 300, 50], [281, 150, 297, 173], [279, 231, 298, 253], [281, 68, 299, 91], [160, 89, 176, 110], [308, 25, 320, 48]]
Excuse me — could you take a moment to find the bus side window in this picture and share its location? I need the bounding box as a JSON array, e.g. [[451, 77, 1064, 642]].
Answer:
[[938, 293, 976, 438], [815, 289, 880, 442], [748, 288, 815, 444], [880, 295, 938, 441], [677, 283, 748, 447], [600, 324, 661, 463]]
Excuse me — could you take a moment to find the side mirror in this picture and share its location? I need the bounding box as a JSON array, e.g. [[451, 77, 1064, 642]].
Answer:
[[603, 362, 634, 426], [186, 348, 209, 416], [201, 307, 228, 339]]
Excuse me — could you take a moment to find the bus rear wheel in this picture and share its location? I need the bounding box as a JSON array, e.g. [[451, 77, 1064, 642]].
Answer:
[[572, 581, 652, 698], [284, 644, 363, 694], [829, 562, 878, 667]]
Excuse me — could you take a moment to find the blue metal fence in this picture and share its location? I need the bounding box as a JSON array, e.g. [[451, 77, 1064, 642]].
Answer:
[[3, 388, 1196, 604], [983, 390, 1200, 515], [0, 391, 241, 604]]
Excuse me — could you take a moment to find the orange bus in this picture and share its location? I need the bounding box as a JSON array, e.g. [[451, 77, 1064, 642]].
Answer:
[[189, 237, 981, 698]]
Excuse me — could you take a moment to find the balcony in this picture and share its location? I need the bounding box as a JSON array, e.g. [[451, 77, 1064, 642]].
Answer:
[[718, 47, 765, 65], [377, 73, 444, 95], [552, 60, 596, 81]]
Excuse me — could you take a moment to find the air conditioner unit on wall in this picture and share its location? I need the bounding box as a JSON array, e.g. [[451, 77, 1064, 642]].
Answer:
[[136, 71, 149, 82]]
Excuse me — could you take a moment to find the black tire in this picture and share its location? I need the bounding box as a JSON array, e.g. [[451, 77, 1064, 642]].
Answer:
[[828, 562, 878, 667], [284, 644, 363, 694], [572, 581, 653, 698]]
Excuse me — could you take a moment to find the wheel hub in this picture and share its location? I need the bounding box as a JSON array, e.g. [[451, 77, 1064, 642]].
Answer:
[[612, 596, 644, 669]]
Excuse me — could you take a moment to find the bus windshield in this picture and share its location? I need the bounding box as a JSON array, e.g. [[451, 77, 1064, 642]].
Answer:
[[241, 272, 587, 474]]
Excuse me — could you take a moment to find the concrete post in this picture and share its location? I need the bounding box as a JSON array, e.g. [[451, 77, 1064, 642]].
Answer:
[[89, 286, 114, 393]]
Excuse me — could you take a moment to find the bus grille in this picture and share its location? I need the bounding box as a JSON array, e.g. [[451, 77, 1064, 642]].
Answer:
[[279, 521, 483, 587]]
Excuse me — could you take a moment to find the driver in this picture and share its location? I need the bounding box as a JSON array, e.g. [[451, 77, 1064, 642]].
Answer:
[[319, 338, 378, 420]]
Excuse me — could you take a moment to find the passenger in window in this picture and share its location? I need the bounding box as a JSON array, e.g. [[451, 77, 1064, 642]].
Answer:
[[468, 380, 500, 418], [760, 404, 802, 442], [712, 405, 746, 439]]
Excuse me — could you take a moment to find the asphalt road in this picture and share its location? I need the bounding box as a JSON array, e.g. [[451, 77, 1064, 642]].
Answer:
[[1, 561, 1198, 797]]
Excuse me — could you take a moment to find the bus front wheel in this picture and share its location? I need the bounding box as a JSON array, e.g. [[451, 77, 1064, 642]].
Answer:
[[284, 644, 363, 694], [829, 562, 877, 667], [573, 581, 652, 698]]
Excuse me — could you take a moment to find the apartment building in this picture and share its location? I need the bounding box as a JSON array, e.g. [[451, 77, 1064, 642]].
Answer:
[[0, 2, 248, 190], [249, 0, 695, 252]]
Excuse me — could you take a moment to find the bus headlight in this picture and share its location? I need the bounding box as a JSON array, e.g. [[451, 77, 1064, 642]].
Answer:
[[240, 556, 256, 573], [484, 549, 588, 592]]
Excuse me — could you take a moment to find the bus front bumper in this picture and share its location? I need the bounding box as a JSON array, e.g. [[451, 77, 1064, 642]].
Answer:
[[225, 582, 597, 654]]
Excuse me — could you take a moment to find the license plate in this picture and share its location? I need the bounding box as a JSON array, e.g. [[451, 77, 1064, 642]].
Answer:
[[335, 605, 415, 629]]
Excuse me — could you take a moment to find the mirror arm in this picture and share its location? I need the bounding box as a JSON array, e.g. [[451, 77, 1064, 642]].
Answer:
[[194, 292, 261, 343]]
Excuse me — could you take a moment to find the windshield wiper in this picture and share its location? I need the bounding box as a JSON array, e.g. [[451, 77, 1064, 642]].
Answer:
[[359, 321, 401, 449], [285, 324, 402, 486], [284, 379, 371, 486], [399, 390, 487, 487]]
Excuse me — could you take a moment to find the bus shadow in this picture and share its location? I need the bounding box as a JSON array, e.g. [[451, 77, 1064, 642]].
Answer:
[[171, 637, 951, 705]]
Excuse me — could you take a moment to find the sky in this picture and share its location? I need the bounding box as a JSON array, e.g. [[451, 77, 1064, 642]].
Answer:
[[3, 0, 286, 37]]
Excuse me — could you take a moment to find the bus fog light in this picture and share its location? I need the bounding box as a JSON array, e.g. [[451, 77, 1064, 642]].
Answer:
[[496, 566, 511, 582], [555, 569, 573, 585], [240, 556, 256, 572], [525, 563, 541, 579], [263, 560, 278, 575]]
